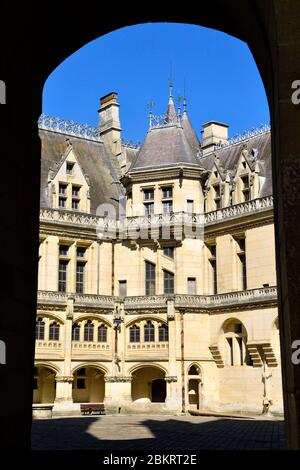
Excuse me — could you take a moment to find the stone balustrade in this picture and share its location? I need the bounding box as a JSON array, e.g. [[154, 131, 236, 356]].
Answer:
[[204, 196, 273, 225], [39, 196, 273, 238], [37, 286, 277, 312]]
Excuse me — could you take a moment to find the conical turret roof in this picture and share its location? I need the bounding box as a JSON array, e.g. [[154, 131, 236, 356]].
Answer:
[[181, 99, 201, 155]]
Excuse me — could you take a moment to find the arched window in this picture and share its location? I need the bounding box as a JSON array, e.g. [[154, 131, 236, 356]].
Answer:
[[158, 324, 168, 342], [49, 322, 60, 341], [72, 323, 80, 341], [223, 321, 249, 366], [84, 320, 94, 342], [144, 321, 155, 342], [36, 318, 45, 340], [130, 325, 140, 343], [98, 324, 107, 342], [188, 365, 200, 375]]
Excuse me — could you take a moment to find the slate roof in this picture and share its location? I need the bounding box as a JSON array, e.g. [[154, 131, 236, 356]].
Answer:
[[39, 129, 124, 214], [181, 110, 201, 155], [129, 124, 201, 172], [199, 131, 273, 197]]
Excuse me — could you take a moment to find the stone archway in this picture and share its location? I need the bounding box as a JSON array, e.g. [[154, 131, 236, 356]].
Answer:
[[131, 366, 166, 404], [187, 364, 202, 410], [72, 366, 105, 403], [33, 365, 56, 404], [2, 1, 300, 450]]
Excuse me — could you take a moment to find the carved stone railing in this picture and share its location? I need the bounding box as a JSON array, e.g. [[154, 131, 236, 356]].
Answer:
[[37, 287, 277, 311], [40, 198, 273, 238], [72, 341, 110, 351], [74, 293, 114, 309], [37, 290, 114, 309], [124, 295, 169, 310], [40, 208, 100, 226], [174, 286, 277, 309], [204, 196, 273, 225], [37, 291, 68, 304]]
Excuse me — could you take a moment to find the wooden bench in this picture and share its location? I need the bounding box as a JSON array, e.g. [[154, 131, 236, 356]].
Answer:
[[80, 403, 105, 415]]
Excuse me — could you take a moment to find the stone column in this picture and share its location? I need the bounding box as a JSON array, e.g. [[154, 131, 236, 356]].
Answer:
[[52, 376, 79, 416], [165, 376, 179, 410], [165, 299, 180, 410], [104, 376, 132, 413], [52, 296, 79, 416]]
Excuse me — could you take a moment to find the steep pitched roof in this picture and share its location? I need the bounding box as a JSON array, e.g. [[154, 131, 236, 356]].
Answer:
[[39, 129, 124, 214], [165, 95, 177, 123], [181, 111, 201, 155], [129, 124, 200, 172], [199, 131, 272, 197]]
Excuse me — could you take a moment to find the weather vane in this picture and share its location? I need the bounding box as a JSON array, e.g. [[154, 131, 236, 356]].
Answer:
[[147, 101, 156, 128]]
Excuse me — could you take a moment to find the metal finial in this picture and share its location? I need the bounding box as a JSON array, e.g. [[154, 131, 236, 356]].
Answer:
[[147, 101, 156, 129], [177, 96, 183, 119], [169, 62, 173, 97], [183, 79, 187, 113]]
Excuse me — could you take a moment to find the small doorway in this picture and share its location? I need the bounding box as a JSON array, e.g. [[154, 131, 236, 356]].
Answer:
[[151, 379, 166, 402]]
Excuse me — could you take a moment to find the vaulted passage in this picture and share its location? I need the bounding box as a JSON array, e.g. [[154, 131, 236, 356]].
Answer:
[[72, 367, 105, 403], [131, 367, 166, 403], [33, 366, 56, 404]]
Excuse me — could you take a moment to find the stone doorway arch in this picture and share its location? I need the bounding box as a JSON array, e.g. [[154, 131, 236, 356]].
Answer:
[[72, 366, 105, 404], [152, 379, 167, 403]]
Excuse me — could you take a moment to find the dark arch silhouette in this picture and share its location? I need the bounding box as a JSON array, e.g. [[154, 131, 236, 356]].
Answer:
[[1, 1, 300, 450], [151, 379, 167, 403]]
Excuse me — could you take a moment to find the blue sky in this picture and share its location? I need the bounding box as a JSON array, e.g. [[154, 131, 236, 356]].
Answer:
[[43, 23, 270, 143]]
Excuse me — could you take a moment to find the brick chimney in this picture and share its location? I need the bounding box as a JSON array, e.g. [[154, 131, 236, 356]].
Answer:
[[201, 121, 229, 155], [98, 92, 122, 156]]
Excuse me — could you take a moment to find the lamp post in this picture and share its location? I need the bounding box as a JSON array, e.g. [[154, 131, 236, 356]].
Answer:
[[113, 306, 124, 371]]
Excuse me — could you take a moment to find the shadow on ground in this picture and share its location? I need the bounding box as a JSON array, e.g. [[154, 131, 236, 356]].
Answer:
[[31, 415, 287, 450]]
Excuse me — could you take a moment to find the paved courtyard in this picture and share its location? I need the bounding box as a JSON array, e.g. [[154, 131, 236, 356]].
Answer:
[[31, 414, 287, 450]]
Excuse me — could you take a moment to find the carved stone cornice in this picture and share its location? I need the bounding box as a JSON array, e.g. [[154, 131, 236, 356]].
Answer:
[[37, 304, 65, 312], [55, 376, 74, 383], [104, 376, 132, 383], [165, 376, 178, 383]]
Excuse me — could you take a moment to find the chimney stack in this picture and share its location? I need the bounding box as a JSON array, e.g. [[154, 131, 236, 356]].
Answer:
[[98, 92, 122, 156], [201, 121, 229, 155]]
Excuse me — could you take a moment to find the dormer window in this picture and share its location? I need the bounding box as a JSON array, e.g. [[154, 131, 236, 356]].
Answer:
[[71, 184, 81, 210], [59, 197, 66, 209], [59, 183, 67, 195], [72, 200, 79, 210], [66, 162, 75, 175], [58, 183, 67, 208], [72, 185, 80, 197], [241, 175, 250, 202], [213, 184, 222, 210]]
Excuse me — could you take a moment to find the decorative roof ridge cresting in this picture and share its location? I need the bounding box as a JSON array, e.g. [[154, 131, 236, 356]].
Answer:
[[38, 114, 141, 148]]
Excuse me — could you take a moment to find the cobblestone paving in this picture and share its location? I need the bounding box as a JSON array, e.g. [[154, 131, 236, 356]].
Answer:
[[31, 415, 287, 450]]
